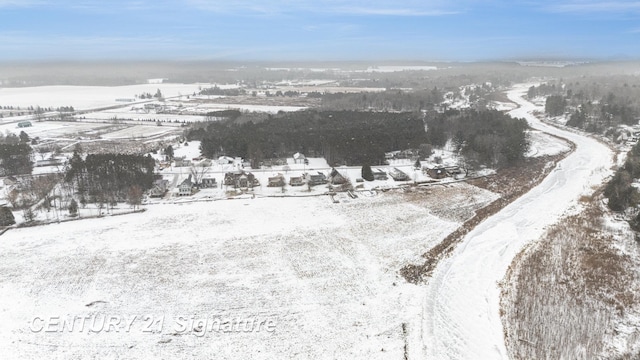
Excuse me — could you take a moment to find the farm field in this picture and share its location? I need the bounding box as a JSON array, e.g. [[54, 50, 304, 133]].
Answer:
[[0, 83, 213, 110], [0, 184, 497, 359]]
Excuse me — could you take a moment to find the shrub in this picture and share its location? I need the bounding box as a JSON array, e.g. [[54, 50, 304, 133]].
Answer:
[[0, 207, 15, 226]]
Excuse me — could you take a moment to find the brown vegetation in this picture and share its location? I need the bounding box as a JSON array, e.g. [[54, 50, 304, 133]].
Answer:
[[501, 194, 640, 359]]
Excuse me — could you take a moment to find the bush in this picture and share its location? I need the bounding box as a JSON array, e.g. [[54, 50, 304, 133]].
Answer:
[[0, 207, 15, 226], [68, 199, 78, 217], [361, 164, 374, 181]]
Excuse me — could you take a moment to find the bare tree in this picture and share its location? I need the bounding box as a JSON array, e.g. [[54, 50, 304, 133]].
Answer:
[[5, 189, 19, 209], [127, 185, 143, 210], [190, 163, 210, 187]]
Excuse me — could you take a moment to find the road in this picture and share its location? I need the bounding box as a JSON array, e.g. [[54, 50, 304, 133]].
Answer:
[[420, 84, 613, 359]]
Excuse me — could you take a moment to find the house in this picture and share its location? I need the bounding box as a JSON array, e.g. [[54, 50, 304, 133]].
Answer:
[[148, 179, 169, 198], [237, 173, 252, 188], [293, 152, 306, 164], [217, 156, 235, 165], [17, 121, 32, 128], [329, 168, 347, 185], [35, 158, 64, 167], [201, 177, 218, 188], [426, 166, 447, 179], [289, 176, 305, 186], [306, 172, 327, 186], [389, 168, 410, 181], [385, 151, 401, 160], [174, 156, 191, 167], [268, 173, 286, 187], [261, 158, 287, 168], [444, 165, 462, 176], [178, 175, 193, 196], [372, 169, 388, 181], [224, 171, 259, 189]]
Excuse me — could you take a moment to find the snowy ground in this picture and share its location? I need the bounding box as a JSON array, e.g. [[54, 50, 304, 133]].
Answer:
[[0, 183, 497, 359], [420, 84, 613, 359], [0, 84, 214, 110], [526, 130, 572, 157], [0, 120, 182, 145]]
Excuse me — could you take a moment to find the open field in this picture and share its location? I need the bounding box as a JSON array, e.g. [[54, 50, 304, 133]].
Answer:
[[0, 120, 181, 142], [0, 184, 497, 359], [0, 84, 213, 110]]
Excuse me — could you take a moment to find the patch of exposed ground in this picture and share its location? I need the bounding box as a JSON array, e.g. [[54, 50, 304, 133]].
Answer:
[[501, 193, 640, 359]]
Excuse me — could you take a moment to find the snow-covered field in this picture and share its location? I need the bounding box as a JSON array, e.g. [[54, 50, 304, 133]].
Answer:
[[0, 121, 113, 139], [0, 120, 181, 144], [420, 84, 613, 359], [0, 183, 497, 359], [81, 110, 207, 123], [526, 130, 572, 157], [0, 84, 214, 110]]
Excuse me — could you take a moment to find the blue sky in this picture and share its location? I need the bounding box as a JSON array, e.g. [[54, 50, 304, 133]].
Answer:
[[0, 0, 639, 61]]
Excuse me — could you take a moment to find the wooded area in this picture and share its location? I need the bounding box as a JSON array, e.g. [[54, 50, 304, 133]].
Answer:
[[190, 109, 530, 169], [425, 109, 530, 167], [64, 149, 155, 205], [0, 132, 33, 176], [190, 110, 427, 166]]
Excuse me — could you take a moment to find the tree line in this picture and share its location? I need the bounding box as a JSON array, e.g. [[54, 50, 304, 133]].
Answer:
[[318, 88, 444, 112]]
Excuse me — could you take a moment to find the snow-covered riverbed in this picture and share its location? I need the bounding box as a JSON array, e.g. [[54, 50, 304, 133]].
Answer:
[[421, 84, 613, 359]]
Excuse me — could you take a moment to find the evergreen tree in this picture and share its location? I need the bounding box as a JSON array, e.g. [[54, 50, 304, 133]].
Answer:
[[0, 206, 15, 226], [545, 95, 566, 116], [19, 131, 29, 143], [361, 164, 374, 181], [68, 199, 78, 217], [414, 159, 422, 170], [165, 145, 174, 160]]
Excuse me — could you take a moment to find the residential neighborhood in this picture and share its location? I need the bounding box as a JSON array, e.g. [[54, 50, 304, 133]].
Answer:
[[141, 140, 480, 203]]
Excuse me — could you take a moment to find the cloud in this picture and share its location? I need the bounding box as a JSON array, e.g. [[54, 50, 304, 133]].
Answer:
[[184, 0, 458, 16], [546, 1, 640, 13]]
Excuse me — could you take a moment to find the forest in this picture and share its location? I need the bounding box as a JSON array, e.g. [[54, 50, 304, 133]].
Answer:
[[530, 77, 640, 136], [425, 109, 530, 167], [605, 140, 640, 214], [64, 150, 155, 206], [189, 109, 529, 169], [189, 110, 427, 166], [0, 132, 33, 176], [317, 88, 444, 112]]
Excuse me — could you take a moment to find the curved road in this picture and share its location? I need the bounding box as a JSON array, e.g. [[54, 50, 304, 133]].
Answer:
[[420, 84, 613, 359]]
